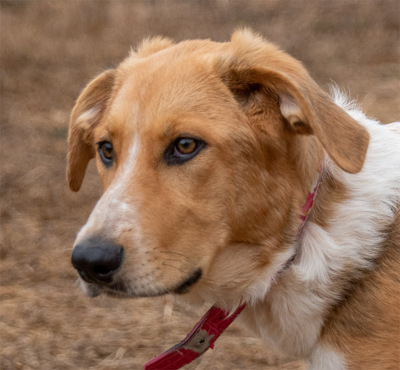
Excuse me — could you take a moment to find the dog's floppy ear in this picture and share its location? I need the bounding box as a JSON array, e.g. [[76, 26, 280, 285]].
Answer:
[[217, 30, 369, 173], [220, 66, 369, 174], [67, 70, 115, 191]]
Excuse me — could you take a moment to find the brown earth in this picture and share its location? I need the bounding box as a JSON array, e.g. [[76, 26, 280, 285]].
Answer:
[[1, 1, 399, 369]]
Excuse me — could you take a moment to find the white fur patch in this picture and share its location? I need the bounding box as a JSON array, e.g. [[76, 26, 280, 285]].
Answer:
[[279, 93, 305, 125], [75, 134, 142, 243], [76, 107, 100, 126], [243, 246, 295, 305], [310, 343, 347, 370]]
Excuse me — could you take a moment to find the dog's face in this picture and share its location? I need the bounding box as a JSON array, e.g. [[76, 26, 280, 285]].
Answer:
[[68, 30, 369, 306]]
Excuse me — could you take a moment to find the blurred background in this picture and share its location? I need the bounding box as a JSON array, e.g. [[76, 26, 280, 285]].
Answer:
[[1, 1, 399, 369]]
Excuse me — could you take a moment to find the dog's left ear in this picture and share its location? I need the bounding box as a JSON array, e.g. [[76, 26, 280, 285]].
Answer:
[[67, 69, 115, 191], [218, 62, 370, 174]]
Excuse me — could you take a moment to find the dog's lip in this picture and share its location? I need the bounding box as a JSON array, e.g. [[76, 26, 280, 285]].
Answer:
[[173, 268, 202, 295], [82, 268, 203, 297]]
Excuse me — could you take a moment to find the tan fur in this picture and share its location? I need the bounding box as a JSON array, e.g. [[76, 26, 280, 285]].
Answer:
[[68, 30, 399, 368]]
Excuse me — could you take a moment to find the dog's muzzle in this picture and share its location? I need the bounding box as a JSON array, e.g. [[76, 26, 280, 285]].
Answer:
[[71, 237, 124, 284]]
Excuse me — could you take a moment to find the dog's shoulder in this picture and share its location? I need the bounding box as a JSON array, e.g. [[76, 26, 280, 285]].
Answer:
[[320, 207, 400, 369]]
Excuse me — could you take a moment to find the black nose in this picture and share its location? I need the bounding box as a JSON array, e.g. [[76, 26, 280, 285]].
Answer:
[[71, 238, 124, 284]]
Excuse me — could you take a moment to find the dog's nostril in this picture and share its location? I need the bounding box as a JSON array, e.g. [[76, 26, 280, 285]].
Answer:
[[93, 264, 114, 276], [71, 238, 124, 284]]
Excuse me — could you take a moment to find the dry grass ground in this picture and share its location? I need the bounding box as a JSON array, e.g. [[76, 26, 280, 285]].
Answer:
[[1, 1, 399, 369]]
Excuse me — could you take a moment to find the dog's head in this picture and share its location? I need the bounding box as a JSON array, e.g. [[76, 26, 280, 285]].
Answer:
[[68, 30, 369, 307]]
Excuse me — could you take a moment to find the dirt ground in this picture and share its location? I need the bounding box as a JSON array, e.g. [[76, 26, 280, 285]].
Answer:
[[1, 1, 399, 369]]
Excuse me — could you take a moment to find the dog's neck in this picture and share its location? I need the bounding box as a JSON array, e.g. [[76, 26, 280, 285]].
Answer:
[[277, 165, 323, 274]]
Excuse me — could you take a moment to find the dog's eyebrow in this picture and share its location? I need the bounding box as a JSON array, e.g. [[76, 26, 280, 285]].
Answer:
[[161, 115, 205, 139], [94, 126, 114, 143], [162, 121, 185, 138], [162, 125, 172, 138]]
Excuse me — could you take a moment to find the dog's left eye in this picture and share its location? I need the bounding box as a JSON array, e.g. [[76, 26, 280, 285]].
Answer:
[[98, 141, 114, 167], [164, 137, 206, 165], [176, 138, 197, 155]]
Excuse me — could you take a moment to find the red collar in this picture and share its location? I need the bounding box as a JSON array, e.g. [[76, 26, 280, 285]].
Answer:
[[299, 166, 323, 232], [144, 167, 322, 370], [144, 304, 246, 370]]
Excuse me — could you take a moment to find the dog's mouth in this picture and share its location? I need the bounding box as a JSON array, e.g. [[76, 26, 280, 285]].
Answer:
[[173, 268, 202, 294], [82, 268, 203, 298]]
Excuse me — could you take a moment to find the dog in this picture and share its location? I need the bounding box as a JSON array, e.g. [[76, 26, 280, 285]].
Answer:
[[68, 30, 400, 369]]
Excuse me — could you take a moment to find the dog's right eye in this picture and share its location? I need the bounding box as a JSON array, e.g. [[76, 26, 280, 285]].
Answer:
[[98, 141, 114, 167]]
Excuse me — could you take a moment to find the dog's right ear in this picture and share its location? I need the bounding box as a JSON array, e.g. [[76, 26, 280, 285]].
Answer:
[[67, 70, 115, 191]]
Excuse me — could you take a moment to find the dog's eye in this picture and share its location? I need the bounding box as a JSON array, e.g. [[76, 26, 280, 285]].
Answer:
[[98, 141, 114, 167], [164, 137, 206, 165], [176, 138, 197, 155]]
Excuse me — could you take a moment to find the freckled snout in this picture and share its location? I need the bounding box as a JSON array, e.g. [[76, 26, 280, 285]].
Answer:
[[71, 237, 124, 284]]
